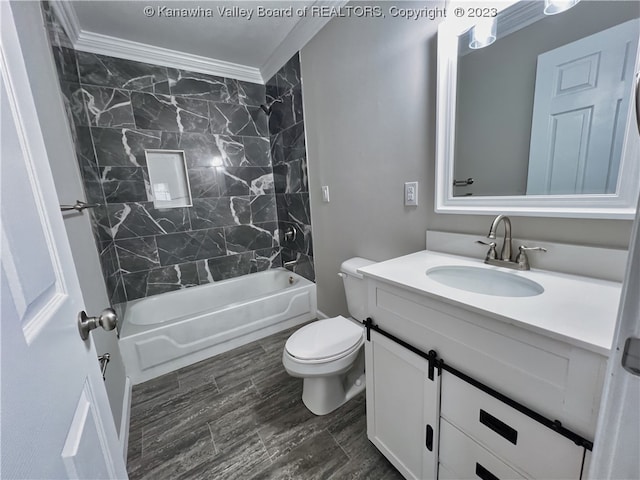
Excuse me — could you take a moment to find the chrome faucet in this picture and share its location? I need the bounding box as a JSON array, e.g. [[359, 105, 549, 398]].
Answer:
[[476, 215, 546, 270]]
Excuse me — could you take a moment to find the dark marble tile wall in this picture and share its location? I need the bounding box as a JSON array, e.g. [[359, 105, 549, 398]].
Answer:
[[267, 55, 315, 282], [43, 3, 295, 302], [42, 1, 127, 307]]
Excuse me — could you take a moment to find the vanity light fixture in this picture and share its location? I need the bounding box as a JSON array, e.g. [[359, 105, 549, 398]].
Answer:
[[543, 0, 581, 15], [469, 17, 497, 49]]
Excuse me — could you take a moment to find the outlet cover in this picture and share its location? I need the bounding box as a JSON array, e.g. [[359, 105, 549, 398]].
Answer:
[[405, 182, 418, 206]]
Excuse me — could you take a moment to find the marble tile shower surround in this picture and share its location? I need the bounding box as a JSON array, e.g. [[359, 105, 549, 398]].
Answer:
[[267, 55, 315, 282], [43, 3, 318, 304]]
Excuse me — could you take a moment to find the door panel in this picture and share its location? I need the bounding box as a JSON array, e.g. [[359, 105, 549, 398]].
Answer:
[[1, 78, 61, 339], [589, 177, 640, 478], [528, 19, 639, 195], [0, 3, 127, 478], [62, 382, 113, 479]]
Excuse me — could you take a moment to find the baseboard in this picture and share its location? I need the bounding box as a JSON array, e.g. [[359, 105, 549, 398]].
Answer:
[[316, 310, 330, 319], [120, 376, 132, 464]]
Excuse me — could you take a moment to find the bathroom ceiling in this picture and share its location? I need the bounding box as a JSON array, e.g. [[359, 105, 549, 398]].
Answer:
[[61, 0, 337, 82]]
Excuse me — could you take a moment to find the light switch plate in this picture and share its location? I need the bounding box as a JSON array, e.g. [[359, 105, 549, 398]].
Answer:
[[322, 186, 330, 203], [405, 182, 418, 206]]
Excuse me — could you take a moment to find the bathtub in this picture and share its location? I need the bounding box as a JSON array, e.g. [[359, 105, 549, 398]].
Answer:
[[119, 269, 317, 384]]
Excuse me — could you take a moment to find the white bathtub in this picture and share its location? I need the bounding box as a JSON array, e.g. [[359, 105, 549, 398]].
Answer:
[[119, 269, 317, 384]]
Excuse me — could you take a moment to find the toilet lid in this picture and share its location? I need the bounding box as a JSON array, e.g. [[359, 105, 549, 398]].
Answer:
[[285, 316, 363, 361]]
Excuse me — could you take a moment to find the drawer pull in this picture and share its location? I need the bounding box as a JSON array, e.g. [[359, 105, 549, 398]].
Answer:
[[479, 409, 518, 445], [476, 462, 500, 480], [426, 424, 434, 451]]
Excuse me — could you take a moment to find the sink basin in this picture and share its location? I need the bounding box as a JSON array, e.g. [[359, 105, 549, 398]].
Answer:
[[426, 265, 544, 297]]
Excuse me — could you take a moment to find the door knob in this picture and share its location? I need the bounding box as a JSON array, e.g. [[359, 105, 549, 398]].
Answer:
[[78, 308, 117, 340]]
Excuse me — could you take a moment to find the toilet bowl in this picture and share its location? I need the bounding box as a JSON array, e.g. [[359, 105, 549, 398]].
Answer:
[[282, 257, 375, 415]]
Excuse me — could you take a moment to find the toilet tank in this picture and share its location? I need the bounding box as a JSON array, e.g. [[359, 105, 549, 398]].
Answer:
[[340, 257, 376, 321]]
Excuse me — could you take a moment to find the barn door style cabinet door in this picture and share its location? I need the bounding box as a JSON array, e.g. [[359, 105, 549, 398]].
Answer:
[[364, 330, 440, 480]]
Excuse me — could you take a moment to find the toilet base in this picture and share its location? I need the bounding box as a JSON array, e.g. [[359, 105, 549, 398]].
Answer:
[[301, 372, 366, 415], [299, 352, 366, 415]]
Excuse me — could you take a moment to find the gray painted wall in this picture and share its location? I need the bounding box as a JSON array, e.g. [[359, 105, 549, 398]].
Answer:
[[11, 1, 127, 436], [302, 1, 633, 317], [302, 2, 442, 316]]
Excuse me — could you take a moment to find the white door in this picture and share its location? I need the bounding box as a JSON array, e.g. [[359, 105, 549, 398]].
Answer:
[[527, 19, 639, 195], [589, 190, 640, 479], [0, 3, 127, 479], [365, 331, 439, 480]]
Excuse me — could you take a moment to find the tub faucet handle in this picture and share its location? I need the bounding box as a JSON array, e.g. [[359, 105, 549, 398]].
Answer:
[[283, 226, 297, 243]]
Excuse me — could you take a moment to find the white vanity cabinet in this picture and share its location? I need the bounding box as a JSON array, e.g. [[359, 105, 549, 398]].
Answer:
[[362, 268, 612, 480]]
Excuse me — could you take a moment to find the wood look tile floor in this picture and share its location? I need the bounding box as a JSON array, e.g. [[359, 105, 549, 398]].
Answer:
[[127, 325, 404, 480]]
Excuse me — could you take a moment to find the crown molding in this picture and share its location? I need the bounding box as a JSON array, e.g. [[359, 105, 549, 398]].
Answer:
[[49, 0, 262, 83], [49, 0, 340, 85], [260, 0, 349, 82], [74, 30, 263, 84], [50, 0, 80, 44]]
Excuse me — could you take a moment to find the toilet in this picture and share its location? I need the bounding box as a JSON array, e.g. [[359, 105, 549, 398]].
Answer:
[[282, 257, 375, 415]]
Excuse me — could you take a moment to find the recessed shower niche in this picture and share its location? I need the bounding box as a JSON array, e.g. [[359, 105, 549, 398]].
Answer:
[[145, 150, 193, 209]]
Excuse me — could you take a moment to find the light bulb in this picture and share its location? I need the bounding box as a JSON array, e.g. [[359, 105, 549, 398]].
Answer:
[[544, 0, 580, 15], [469, 17, 497, 49]]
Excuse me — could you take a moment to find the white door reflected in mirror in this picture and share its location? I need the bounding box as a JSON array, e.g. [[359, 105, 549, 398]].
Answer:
[[528, 20, 638, 195]]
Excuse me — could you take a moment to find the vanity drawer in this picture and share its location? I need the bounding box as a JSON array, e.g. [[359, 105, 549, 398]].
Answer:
[[441, 374, 585, 479], [439, 419, 526, 480]]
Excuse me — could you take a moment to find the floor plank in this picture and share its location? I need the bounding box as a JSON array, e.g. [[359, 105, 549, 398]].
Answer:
[[127, 326, 402, 479]]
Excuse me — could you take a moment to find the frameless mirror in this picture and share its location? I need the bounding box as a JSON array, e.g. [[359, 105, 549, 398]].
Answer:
[[436, 0, 640, 218]]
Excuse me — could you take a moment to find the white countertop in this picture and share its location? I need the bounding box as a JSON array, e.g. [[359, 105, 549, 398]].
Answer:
[[359, 250, 623, 356]]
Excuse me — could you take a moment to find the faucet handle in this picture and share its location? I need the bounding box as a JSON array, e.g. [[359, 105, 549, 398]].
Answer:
[[518, 245, 547, 253], [516, 245, 547, 270], [476, 240, 497, 260]]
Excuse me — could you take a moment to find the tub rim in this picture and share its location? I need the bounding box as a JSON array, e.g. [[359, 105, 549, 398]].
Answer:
[[120, 268, 314, 332]]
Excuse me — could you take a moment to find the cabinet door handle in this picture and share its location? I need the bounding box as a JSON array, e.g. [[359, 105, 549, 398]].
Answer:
[[425, 424, 434, 451], [479, 409, 518, 445], [476, 463, 500, 480]]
